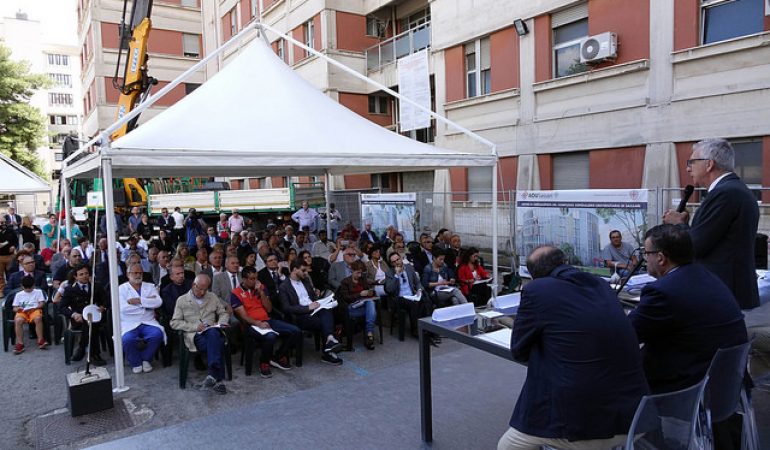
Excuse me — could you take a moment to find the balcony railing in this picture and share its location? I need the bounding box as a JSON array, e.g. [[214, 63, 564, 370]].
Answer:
[[365, 21, 431, 71]]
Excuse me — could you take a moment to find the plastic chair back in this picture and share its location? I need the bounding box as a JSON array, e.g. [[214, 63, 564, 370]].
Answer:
[[625, 377, 708, 450], [704, 342, 750, 423]]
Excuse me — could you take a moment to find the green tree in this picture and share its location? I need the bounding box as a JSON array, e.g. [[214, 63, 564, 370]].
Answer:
[[0, 43, 51, 178]]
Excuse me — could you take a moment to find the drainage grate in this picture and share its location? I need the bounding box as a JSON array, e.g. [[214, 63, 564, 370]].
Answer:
[[34, 401, 134, 449]]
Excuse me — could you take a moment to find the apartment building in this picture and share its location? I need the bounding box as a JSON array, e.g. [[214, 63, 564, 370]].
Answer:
[[0, 9, 83, 213], [203, 0, 770, 205], [78, 0, 205, 139]]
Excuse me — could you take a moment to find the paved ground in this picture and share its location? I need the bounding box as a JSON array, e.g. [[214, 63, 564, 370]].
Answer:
[[2, 322, 769, 449]]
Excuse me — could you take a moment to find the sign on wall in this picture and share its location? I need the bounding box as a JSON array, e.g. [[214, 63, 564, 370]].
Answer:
[[515, 189, 648, 276]]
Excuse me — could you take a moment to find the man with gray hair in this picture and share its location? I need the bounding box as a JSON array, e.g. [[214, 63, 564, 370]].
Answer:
[[663, 138, 759, 310], [499, 246, 648, 450]]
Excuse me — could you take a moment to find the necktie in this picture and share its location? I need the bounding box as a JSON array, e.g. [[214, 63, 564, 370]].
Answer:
[[231, 273, 237, 289], [272, 271, 279, 284]]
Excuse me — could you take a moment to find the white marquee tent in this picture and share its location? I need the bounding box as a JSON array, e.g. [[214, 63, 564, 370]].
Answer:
[[0, 152, 50, 194], [62, 24, 498, 391]]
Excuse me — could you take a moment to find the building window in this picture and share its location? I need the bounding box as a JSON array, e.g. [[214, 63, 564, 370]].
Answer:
[[67, 115, 78, 125], [552, 4, 589, 78], [184, 83, 201, 94], [47, 54, 69, 66], [399, 7, 430, 31], [250, 0, 258, 18], [48, 73, 71, 87], [552, 152, 590, 189], [48, 93, 73, 106], [277, 39, 285, 61], [182, 33, 200, 58], [55, 152, 64, 162], [50, 133, 69, 146], [465, 38, 491, 98], [405, 127, 434, 144], [701, 0, 764, 45], [366, 17, 387, 38], [368, 95, 389, 115], [730, 139, 763, 198], [305, 19, 315, 50], [181, 0, 197, 6], [230, 8, 238, 37]]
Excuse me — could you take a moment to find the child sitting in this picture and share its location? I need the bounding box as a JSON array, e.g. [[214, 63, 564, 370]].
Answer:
[[12, 275, 47, 354]]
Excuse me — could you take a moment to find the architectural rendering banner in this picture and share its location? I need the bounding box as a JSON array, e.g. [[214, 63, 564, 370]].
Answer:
[[361, 193, 417, 240], [397, 49, 431, 132], [515, 189, 648, 276]]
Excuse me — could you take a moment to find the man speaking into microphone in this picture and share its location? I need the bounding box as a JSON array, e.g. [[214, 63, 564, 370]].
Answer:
[[663, 138, 759, 310]]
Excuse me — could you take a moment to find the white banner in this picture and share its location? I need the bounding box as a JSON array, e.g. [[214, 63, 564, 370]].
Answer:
[[397, 50, 431, 132]]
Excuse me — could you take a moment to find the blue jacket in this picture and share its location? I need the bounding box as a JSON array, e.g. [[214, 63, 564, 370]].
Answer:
[[509, 265, 648, 440], [686, 173, 759, 309], [628, 263, 747, 394]]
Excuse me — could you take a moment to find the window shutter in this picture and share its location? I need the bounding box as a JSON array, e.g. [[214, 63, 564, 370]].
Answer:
[[551, 3, 588, 28]]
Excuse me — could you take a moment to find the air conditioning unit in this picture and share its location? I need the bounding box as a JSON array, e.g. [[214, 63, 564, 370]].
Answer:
[[580, 32, 617, 63]]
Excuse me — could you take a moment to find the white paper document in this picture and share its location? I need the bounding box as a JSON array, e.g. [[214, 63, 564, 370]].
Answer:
[[435, 285, 456, 293], [251, 325, 278, 335], [350, 297, 377, 309], [474, 278, 493, 285], [311, 294, 338, 316], [626, 274, 656, 287], [477, 328, 512, 349], [403, 293, 422, 302], [478, 310, 504, 319]]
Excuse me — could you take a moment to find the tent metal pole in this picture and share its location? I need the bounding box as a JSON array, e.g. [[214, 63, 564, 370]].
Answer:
[[325, 171, 332, 238], [102, 156, 128, 393], [63, 176, 72, 241], [258, 22, 496, 154], [492, 163, 498, 300]]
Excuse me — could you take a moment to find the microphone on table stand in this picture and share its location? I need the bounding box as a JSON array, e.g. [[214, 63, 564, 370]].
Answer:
[[615, 247, 645, 296]]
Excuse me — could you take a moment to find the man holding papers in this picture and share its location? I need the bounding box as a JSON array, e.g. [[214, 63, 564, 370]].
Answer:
[[384, 252, 434, 342], [171, 274, 230, 395], [230, 266, 301, 378], [279, 260, 344, 366], [499, 246, 648, 450]]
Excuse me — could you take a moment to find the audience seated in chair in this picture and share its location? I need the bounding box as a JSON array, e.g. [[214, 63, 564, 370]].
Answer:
[[11, 275, 48, 354], [119, 263, 166, 374], [231, 266, 300, 378], [59, 264, 107, 366], [170, 274, 229, 395], [421, 248, 467, 307], [336, 260, 378, 351], [278, 260, 343, 366]]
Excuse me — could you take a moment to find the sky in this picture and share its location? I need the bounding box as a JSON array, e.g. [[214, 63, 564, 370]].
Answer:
[[0, 0, 78, 45]]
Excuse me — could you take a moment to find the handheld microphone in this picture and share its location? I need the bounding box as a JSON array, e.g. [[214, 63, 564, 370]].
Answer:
[[676, 185, 695, 213]]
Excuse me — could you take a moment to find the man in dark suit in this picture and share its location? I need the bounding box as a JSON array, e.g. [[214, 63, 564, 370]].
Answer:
[[278, 260, 343, 365], [358, 223, 380, 246], [384, 251, 432, 340], [4, 207, 21, 233], [5, 255, 47, 295], [410, 233, 433, 276], [59, 264, 107, 365], [160, 265, 192, 318], [499, 246, 648, 450], [664, 138, 759, 310], [258, 254, 289, 316], [629, 224, 747, 449]]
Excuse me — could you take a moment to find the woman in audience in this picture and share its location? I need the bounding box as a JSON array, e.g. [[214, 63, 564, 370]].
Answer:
[[20, 216, 41, 251], [280, 247, 297, 270], [176, 243, 195, 272], [421, 248, 467, 306], [365, 245, 388, 296], [336, 260, 377, 350], [153, 229, 174, 254], [456, 247, 491, 306], [240, 248, 257, 269]]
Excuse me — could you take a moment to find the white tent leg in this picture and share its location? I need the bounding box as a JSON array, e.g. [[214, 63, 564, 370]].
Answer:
[[102, 157, 128, 393], [325, 171, 332, 238], [63, 176, 72, 241], [492, 163, 498, 300]]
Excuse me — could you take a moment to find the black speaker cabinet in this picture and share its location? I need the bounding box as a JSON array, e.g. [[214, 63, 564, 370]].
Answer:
[[66, 367, 114, 417]]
